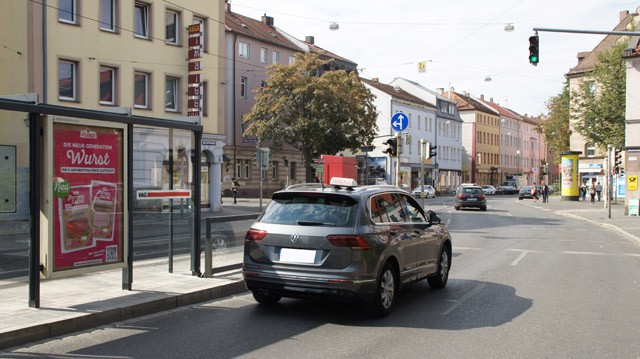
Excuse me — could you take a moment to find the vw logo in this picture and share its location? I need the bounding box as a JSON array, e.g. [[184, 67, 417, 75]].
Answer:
[[290, 233, 300, 243]]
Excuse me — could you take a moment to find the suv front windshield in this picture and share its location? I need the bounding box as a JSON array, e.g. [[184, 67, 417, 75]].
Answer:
[[259, 193, 358, 227]]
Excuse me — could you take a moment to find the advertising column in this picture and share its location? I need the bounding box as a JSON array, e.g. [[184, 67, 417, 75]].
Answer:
[[43, 118, 127, 278], [560, 151, 581, 201]]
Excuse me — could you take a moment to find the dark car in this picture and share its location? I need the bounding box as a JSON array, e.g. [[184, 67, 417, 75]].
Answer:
[[454, 185, 487, 211], [518, 185, 536, 200], [243, 177, 452, 317]]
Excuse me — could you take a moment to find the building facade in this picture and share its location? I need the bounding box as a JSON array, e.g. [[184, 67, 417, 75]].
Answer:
[[0, 0, 226, 218]]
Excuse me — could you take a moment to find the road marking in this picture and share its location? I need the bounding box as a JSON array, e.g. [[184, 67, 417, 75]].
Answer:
[[443, 282, 487, 315], [510, 251, 528, 266]]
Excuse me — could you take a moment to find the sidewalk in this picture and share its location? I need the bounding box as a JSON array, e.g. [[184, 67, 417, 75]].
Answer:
[[1, 196, 638, 350]]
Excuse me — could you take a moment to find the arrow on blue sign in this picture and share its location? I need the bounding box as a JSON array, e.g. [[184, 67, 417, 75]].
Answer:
[[391, 112, 408, 132]]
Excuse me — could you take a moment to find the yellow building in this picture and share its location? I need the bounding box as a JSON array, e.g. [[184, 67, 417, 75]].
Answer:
[[0, 0, 226, 216]]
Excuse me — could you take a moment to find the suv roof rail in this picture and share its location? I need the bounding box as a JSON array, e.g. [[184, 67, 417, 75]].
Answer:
[[285, 183, 326, 190]]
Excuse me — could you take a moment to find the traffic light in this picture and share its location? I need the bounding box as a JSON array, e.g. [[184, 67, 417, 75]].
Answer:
[[383, 138, 398, 157], [429, 143, 437, 158], [614, 147, 623, 175], [529, 35, 539, 66]]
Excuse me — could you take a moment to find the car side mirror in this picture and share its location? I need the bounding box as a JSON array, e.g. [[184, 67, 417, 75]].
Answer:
[[427, 210, 441, 224]]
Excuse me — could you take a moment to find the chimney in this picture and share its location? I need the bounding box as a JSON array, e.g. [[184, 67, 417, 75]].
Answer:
[[621, 10, 629, 22], [262, 14, 274, 26], [225, 0, 230, 12], [480, 94, 485, 101], [490, 97, 494, 104], [305, 36, 315, 44], [372, 78, 379, 82], [436, 88, 444, 95]]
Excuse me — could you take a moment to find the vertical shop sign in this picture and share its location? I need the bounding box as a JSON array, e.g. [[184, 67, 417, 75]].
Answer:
[[188, 24, 203, 118], [52, 122, 124, 272]]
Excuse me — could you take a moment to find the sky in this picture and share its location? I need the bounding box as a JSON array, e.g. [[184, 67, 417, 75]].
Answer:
[[229, 0, 640, 117]]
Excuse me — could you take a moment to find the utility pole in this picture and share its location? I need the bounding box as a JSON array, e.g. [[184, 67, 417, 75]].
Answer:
[[395, 132, 402, 188]]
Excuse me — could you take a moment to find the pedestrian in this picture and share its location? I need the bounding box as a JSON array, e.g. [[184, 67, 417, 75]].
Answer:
[[595, 181, 602, 202], [541, 181, 549, 203], [532, 183, 539, 202], [580, 182, 587, 201], [231, 178, 240, 204], [589, 182, 596, 203]]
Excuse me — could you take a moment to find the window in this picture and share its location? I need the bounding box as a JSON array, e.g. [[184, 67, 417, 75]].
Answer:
[[165, 76, 179, 111], [272, 161, 278, 180], [289, 55, 296, 64], [58, 60, 77, 101], [244, 160, 250, 179], [260, 47, 268, 63], [100, 0, 116, 31], [134, 72, 149, 109], [290, 162, 296, 180], [370, 193, 404, 224], [99, 66, 116, 105], [260, 80, 267, 90], [165, 10, 179, 44], [586, 144, 596, 157], [240, 76, 248, 98], [59, 0, 77, 24], [134, 2, 150, 38], [193, 17, 207, 52], [239, 42, 249, 59], [272, 50, 280, 64]]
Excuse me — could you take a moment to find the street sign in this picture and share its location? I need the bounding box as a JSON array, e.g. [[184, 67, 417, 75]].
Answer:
[[532, 167, 538, 173], [391, 112, 408, 132]]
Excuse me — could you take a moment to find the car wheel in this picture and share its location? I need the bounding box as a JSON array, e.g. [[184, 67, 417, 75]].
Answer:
[[454, 206, 460, 210], [252, 289, 281, 305], [428, 244, 451, 289], [211, 236, 227, 250], [367, 262, 398, 317], [518, 197, 523, 200], [481, 206, 487, 211]]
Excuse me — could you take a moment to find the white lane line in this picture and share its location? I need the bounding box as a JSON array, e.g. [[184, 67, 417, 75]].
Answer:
[[443, 282, 487, 315], [510, 251, 528, 266]]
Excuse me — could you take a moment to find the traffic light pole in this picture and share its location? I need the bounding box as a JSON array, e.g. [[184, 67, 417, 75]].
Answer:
[[533, 28, 640, 36], [395, 132, 402, 188], [607, 145, 612, 219]]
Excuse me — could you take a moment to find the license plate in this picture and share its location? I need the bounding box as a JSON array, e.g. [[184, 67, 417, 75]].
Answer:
[[467, 198, 477, 201], [280, 248, 316, 264]]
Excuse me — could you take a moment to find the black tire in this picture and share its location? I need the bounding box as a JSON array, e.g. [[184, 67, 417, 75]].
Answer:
[[518, 197, 523, 200], [367, 262, 398, 317], [454, 206, 460, 211], [252, 289, 281, 305], [428, 244, 451, 289], [481, 206, 487, 211]]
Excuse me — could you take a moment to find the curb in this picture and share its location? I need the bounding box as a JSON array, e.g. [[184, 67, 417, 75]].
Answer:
[[555, 210, 640, 244], [0, 278, 247, 350]]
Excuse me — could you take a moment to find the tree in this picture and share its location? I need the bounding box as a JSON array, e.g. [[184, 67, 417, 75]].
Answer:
[[540, 80, 571, 162], [572, 41, 626, 150], [243, 52, 379, 182]]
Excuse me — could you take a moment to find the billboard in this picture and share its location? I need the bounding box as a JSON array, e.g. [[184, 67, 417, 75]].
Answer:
[[43, 118, 127, 277]]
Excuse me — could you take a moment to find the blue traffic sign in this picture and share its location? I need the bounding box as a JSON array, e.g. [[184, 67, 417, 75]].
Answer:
[[391, 112, 408, 132]]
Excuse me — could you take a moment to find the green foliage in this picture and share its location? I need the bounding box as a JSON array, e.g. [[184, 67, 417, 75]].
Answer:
[[572, 41, 626, 150], [541, 81, 571, 162], [243, 53, 379, 181]]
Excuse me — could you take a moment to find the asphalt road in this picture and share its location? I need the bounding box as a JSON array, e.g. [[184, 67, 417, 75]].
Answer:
[[6, 196, 640, 358]]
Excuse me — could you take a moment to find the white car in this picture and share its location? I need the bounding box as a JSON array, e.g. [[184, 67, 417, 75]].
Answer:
[[412, 185, 436, 198], [482, 185, 497, 195]]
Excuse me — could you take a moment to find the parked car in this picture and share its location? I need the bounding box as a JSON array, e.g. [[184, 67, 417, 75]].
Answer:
[[412, 185, 436, 198], [482, 185, 497, 195], [454, 185, 487, 211], [243, 177, 452, 317], [518, 185, 537, 200]]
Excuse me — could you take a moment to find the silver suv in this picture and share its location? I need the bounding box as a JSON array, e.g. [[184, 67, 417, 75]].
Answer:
[[243, 178, 452, 316]]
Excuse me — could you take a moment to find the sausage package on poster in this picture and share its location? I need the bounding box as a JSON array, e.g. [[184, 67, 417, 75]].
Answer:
[[59, 185, 95, 253], [91, 180, 116, 241]]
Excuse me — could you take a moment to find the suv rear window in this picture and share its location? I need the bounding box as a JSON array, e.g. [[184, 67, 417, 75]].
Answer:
[[462, 187, 483, 195], [259, 192, 358, 226]]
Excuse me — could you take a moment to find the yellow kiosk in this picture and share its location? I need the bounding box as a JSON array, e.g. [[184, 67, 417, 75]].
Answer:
[[561, 151, 581, 201]]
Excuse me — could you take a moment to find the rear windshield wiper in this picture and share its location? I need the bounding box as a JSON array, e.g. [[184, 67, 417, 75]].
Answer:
[[297, 220, 335, 226]]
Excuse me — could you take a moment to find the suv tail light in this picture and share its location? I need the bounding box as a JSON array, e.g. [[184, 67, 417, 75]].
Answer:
[[459, 193, 467, 199], [245, 229, 267, 242], [326, 235, 372, 250], [478, 194, 486, 200]]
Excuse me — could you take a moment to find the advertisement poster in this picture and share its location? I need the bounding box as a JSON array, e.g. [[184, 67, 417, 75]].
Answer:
[[53, 123, 124, 272]]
